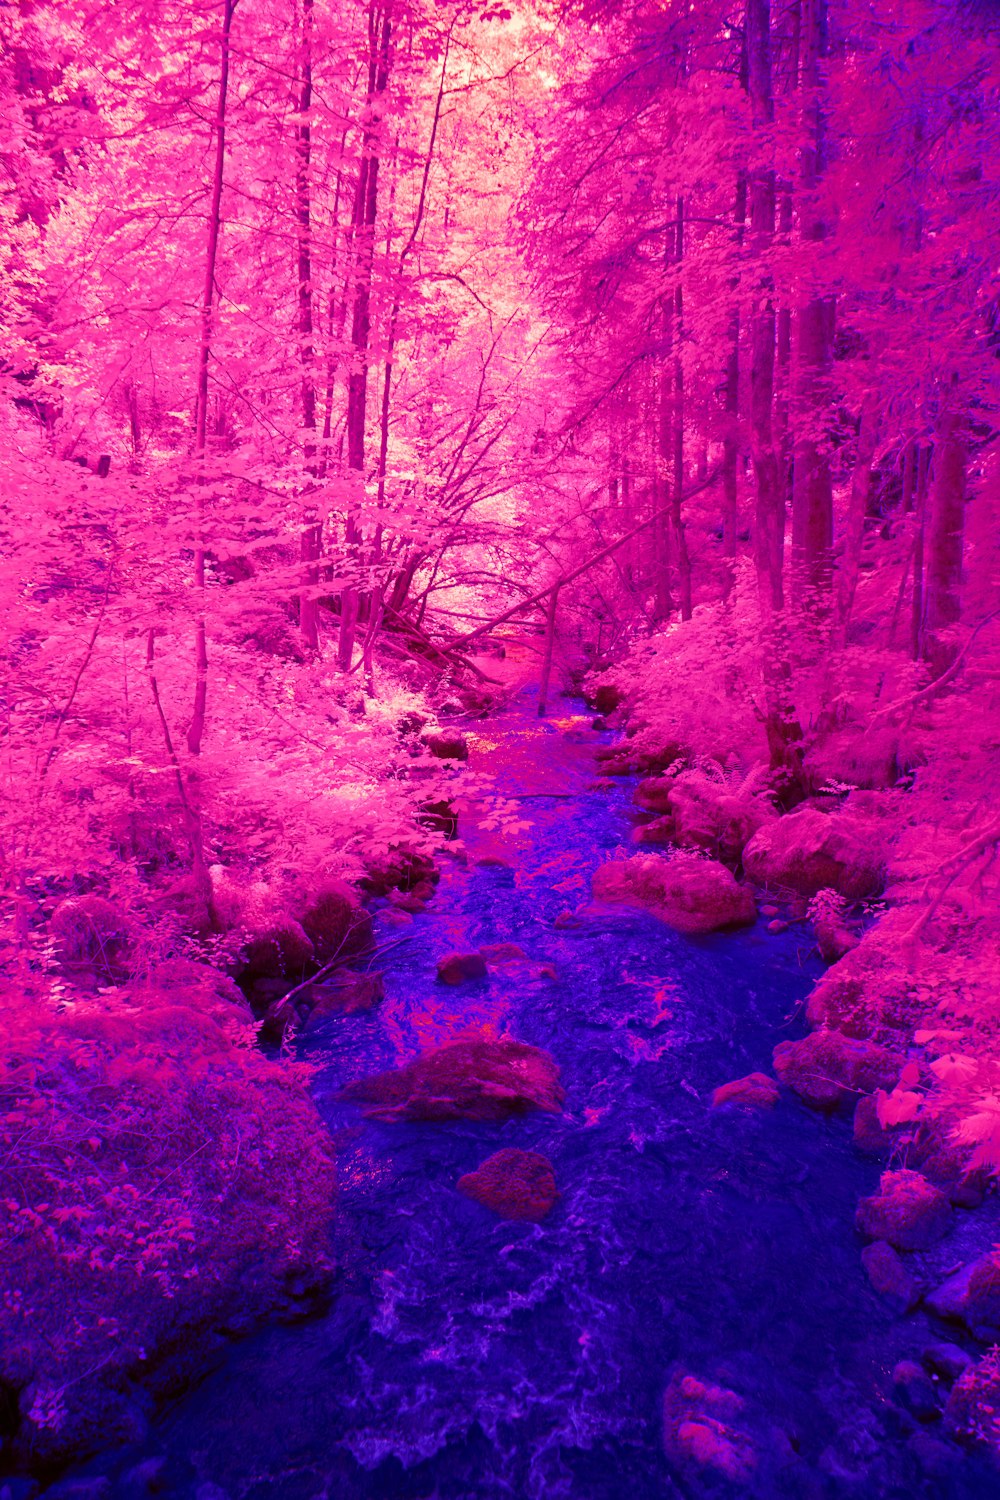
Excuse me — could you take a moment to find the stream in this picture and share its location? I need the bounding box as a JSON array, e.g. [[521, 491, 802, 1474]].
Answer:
[[44, 689, 998, 1499]]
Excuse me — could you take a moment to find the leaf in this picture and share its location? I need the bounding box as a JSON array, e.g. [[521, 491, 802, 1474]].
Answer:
[[876, 1087, 922, 1128], [929, 1053, 980, 1086]]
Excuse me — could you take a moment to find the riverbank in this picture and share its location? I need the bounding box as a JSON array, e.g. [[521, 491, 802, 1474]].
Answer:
[[586, 610, 1000, 1474]]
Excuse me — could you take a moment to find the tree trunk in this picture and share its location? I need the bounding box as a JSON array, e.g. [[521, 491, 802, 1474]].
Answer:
[[296, 0, 321, 651], [790, 0, 834, 605], [339, 0, 393, 672], [188, 0, 236, 755], [924, 409, 965, 654], [722, 176, 747, 561], [746, 0, 803, 782], [672, 196, 692, 619], [911, 443, 930, 660], [831, 398, 879, 650]]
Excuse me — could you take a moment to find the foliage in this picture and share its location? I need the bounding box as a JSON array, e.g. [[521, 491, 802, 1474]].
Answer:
[[0, 973, 335, 1465]]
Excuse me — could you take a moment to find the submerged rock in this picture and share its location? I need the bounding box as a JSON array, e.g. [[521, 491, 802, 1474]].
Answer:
[[457, 1149, 558, 1221], [339, 1036, 565, 1122], [862, 1241, 923, 1313], [772, 1030, 902, 1112], [711, 1073, 779, 1110], [892, 1360, 941, 1422], [856, 1169, 953, 1251], [305, 971, 384, 1018], [479, 942, 527, 963], [592, 853, 756, 934], [436, 951, 489, 984], [743, 807, 885, 899], [662, 1374, 757, 1485]]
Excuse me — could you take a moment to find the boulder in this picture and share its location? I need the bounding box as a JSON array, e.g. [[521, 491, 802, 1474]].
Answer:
[[743, 807, 885, 899], [130, 959, 251, 1027], [922, 1344, 975, 1385], [339, 1036, 565, 1122], [909, 1127, 991, 1209], [856, 1169, 953, 1251], [51, 895, 132, 972], [422, 731, 469, 761], [389, 890, 426, 914], [853, 1094, 899, 1158], [814, 916, 859, 965], [592, 854, 756, 935], [631, 816, 674, 847], [588, 683, 623, 716], [457, 1149, 558, 1221], [594, 747, 642, 777], [300, 881, 373, 963], [711, 1073, 780, 1110], [805, 970, 871, 1037], [666, 770, 774, 864], [634, 777, 675, 814], [436, 951, 489, 984], [479, 943, 527, 963], [772, 1030, 902, 1112], [241, 918, 314, 984], [892, 1360, 941, 1423], [861, 1241, 923, 1313], [925, 1260, 981, 1324], [944, 1360, 1000, 1460], [963, 1252, 1000, 1342], [662, 1374, 756, 1485]]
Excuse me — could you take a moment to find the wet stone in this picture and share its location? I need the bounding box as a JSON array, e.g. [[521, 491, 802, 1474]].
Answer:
[[457, 1149, 558, 1221]]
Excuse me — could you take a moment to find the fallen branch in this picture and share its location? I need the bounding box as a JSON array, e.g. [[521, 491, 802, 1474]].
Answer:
[[870, 609, 1000, 728]]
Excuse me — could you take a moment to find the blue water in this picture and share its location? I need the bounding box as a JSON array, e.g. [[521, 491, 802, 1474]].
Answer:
[[43, 697, 998, 1498]]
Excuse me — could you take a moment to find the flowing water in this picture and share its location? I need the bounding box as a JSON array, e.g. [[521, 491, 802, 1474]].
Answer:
[[43, 693, 998, 1499]]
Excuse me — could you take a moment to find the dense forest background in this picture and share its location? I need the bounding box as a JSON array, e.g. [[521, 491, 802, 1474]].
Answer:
[[3, 0, 1000, 1483]]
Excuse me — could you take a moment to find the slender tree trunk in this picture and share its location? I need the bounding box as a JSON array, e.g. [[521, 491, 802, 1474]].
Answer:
[[747, 0, 782, 613], [911, 443, 930, 660], [831, 398, 879, 650], [900, 437, 916, 515], [672, 196, 692, 619], [722, 176, 747, 561], [924, 407, 965, 658], [296, 0, 321, 651], [747, 0, 803, 782], [537, 586, 560, 716], [189, 0, 236, 756], [339, 0, 393, 672], [790, 0, 834, 605]]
